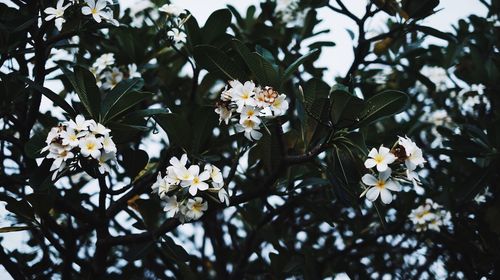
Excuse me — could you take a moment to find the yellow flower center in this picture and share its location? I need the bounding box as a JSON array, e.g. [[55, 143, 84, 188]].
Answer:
[[192, 202, 203, 212], [193, 177, 200, 184], [374, 154, 384, 163], [86, 142, 95, 150], [376, 180, 386, 189], [91, 8, 97, 14]]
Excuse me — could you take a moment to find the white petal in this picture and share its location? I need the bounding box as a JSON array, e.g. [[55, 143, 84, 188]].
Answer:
[[368, 148, 378, 158], [361, 174, 377, 186], [376, 162, 389, 172], [365, 187, 380, 201], [385, 180, 401, 192], [379, 169, 392, 181], [380, 189, 393, 204], [81, 6, 92, 15], [364, 158, 377, 169]]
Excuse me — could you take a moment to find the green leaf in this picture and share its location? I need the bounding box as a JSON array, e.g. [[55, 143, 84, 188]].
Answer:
[[5, 199, 35, 222], [0, 226, 33, 233], [154, 113, 192, 150], [125, 108, 170, 119], [202, 9, 232, 43], [24, 130, 48, 159], [103, 91, 152, 123], [184, 15, 202, 47], [161, 235, 190, 262], [282, 49, 320, 84], [120, 148, 149, 179], [190, 107, 218, 154], [193, 45, 246, 81], [233, 40, 279, 87], [22, 78, 77, 118], [100, 78, 144, 122], [61, 66, 101, 119], [356, 90, 410, 127], [330, 86, 365, 128]]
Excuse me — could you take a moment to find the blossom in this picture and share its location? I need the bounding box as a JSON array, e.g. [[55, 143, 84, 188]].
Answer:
[[81, 0, 108, 23], [231, 80, 257, 112], [92, 53, 115, 73], [181, 165, 210, 196], [215, 103, 232, 125], [159, 3, 185, 17], [163, 195, 180, 218], [98, 152, 115, 174], [184, 197, 207, 220], [170, 154, 188, 169], [60, 129, 83, 147], [101, 135, 116, 153], [361, 169, 401, 204], [236, 118, 263, 141], [101, 10, 119, 26], [270, 94, 289, 116], [364, 145, 396, 172], [44, 0, 71, 31], [90, 122, 111, 136], [127, 64, 141, 79], [79, 135, 102, 159], [398, 136, 426, 171], [240, 106, 261, 122], [67, 115, 93, 132], [152, 174, 170, 198], [409, 199, 452, 232], [167, 28, 187, 45], [205, 164, 223, 184], [101, 67, 124, 90]]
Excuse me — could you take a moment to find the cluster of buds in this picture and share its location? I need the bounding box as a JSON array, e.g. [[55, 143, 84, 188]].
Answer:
[[90, 53, 142, 90], [408, 199, 452, 232], [215, 80, 289, 141], [42, 115, 117, 180], [152, 154, 229, 222], [360, 136, 426, 204]]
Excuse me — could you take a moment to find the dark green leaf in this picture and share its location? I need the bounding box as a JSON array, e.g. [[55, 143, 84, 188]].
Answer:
[[22, 78, 77, 118], [101, 78, 144, 121], [356, 90, 410, 127], [193, 45, 246, 81], [120, 148, 149, 179], [103, 91, 152, 123], [202, 9, 232, 43], [282, 49, 320, 84], [154, 113, 192, 150]]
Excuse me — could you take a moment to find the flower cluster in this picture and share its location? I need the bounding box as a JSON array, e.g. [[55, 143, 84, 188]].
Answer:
[[90, 53, 141, 90], [215, 80, 289, 141], [44, 0, 119, 31], [42, 115, 117, 180], [408, 199, 452, 232], [152, 154, 229, 222], [360, 136, 426, 204], [159, 4, 188, 46]]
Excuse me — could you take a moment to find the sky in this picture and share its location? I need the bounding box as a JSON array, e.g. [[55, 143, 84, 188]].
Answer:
[[0, 0, 489, 278]]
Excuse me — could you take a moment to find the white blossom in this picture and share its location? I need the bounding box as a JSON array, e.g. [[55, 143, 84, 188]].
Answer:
[[81, 0, 108, 23], [361, 169, 401, 204], [44, 0, 71, 31], [364, 145, 396, 172], [183, 197, 207, 220], [181, 165, 210, 196], [163, 195, 180, 218], [167, 28, 187, 45], [79, 135, 102, 159]]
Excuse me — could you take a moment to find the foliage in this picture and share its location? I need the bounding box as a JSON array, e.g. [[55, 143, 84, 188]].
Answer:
[[0, 0, 499, 279]]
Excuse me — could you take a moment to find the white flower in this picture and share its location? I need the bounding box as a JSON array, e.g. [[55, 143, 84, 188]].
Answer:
[[181, 165, 210, 196], [166, 166, 181, 185], [82, 0, 108, 23], [184, 197, 207, 220], [215, 103, 232, 125], [101, 10, 119, 26], [167, 28, 187, 45], [409, 199, 452, 232], [48, 145, 74, 171], [211, 186, 230, 206], [79, 135, 102, 159], [44, 0, 71, 31], [101, 135, 116, 153], [236, 118, 263, 141], [101, 67, 124, 90], [205, 164, 223, 184], [221, 86, 233, 101], [90, 122, 110, 136], [67, 115, 93, 132], [159, 3, 185, 17], [163, 195, 180, 218], [60, 128, 84, 147], [364, 145, 396, 172], [92, 53, 115, 73], [398, 136, 426, 171], [174, 166, 194, 182], [270, 94, 289, 116], [240, 106, 261, 122], [426, 109, 451, 127], [361, 169, 401, 204], [170, 154, 188, 169], [231, 80, 257, 112], [152, 174, 170, 198], [98, 152, 115, 174], [44, 126, 62, 145], [127, 64, 141, 78]]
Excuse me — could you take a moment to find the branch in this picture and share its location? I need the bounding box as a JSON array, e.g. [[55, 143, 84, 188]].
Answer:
[[0, 247, 27, 280]]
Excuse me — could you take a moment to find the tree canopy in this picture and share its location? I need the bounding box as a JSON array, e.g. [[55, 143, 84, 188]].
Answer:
[[0, 0, 499, 279]]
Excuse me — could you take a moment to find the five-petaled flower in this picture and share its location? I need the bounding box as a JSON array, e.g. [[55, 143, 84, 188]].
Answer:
[[361, 169, 401, 204], [44, 0, 71, 31], [364, 145, 397, 172], [82, 0, 108, 23]]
